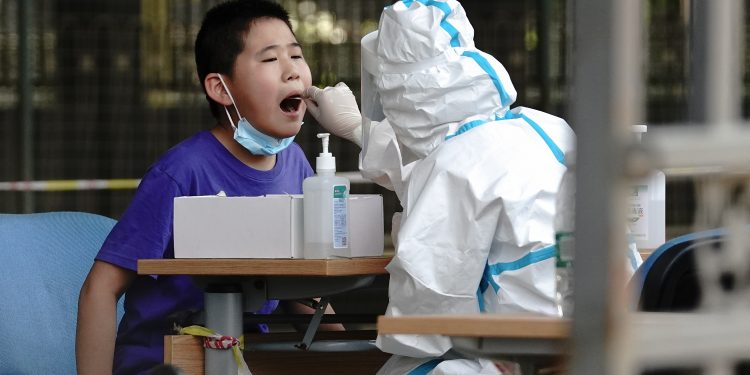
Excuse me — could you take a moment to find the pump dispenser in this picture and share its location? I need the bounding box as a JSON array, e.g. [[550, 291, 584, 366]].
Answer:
[[303, 133, 351, 258], [628, 125, 666, 251], [315, 133, 336, 171]]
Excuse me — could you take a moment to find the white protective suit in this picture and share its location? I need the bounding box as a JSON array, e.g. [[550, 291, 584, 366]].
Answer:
[[305, 0, 640, 373], [363, 1, 573, 373]]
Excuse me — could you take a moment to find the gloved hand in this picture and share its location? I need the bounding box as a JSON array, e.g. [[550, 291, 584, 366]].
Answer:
[[303, 82, 363, 147]]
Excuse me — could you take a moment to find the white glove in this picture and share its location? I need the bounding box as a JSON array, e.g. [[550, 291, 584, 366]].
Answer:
[[303, 82, 363, 147]]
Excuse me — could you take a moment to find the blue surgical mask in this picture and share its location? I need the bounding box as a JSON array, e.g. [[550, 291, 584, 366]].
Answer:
[[218, 75, 296, 155]]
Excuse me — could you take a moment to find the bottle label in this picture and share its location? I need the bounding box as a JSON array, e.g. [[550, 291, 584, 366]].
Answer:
[[332, 185, 348, 249], [555, 231, 574, 267], [628, 184, 648, 240]]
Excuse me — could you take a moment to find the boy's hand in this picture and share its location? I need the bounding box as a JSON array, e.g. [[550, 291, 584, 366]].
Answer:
[[304, 82, 363, 147]]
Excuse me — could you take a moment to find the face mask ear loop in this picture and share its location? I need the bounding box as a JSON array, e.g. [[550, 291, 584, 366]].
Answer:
[[222, 107, 237, 131], [218, 74, 242, 130]]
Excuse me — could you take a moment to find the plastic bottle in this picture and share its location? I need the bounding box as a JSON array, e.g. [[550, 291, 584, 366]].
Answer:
[[303, 133, 350, 259], [628, 125, 666, 251], [554, 151, 575, 318]]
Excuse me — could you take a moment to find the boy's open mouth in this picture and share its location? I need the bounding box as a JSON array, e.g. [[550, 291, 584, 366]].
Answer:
[[280, 95, 302, 113]]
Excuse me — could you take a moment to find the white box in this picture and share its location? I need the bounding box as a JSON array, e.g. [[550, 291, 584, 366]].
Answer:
[[173, 194, 384, 259], [174, 195, 303, 258], [337, 194, 384, 258]]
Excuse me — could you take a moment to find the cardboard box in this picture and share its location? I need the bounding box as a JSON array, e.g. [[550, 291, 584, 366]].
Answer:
[[337, 194, 384, 258], [174, 195, 303, 259], [173, 194, 384, 259]]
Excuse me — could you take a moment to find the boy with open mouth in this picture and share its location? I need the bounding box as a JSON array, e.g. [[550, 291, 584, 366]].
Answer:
[[76, 1, 340, 374]]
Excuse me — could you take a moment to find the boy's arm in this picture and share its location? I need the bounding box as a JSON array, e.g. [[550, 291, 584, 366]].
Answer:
[[76, 260, 136, 375]]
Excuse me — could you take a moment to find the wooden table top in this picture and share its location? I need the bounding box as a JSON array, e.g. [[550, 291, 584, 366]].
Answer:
[[377, 314, 571, 339], [137, 256, 391, 276], [377, 312, 712, 340]]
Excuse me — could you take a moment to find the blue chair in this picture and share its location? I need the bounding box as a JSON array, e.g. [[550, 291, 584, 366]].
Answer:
[[0, 212, 124, 374], [630, 229, 750, 375], [630, 228, 725, 312]]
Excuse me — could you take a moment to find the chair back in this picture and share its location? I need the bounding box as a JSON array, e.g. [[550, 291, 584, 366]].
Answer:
[[0, 211, 123, 374], [631, 228, 725, 312]]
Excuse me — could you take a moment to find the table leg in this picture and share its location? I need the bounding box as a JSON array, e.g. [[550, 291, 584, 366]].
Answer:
[[205, 287, 243, 375]]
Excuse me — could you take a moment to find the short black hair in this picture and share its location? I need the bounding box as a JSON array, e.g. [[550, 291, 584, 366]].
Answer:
[[195, 0, 293, 119]]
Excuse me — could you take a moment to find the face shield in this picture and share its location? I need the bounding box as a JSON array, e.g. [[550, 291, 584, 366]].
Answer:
[[360, 31, 385, 158]]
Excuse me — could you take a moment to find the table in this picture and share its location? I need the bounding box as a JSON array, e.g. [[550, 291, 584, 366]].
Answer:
[[378, 312, 750, 372], [138, 257, 391, 374], [377, 314, 570, 362], [138, 258, 390, 276]]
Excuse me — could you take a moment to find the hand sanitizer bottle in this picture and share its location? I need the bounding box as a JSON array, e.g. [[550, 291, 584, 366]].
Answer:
[[628, 125, 666, 251], [303, 133, 350, 259]]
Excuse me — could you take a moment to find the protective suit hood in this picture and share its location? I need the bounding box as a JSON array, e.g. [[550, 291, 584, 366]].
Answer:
[[371, 0, 517, 162]]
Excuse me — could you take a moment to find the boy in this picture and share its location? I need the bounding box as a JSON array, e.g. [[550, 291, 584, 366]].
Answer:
[[76, 1, 315, 373]]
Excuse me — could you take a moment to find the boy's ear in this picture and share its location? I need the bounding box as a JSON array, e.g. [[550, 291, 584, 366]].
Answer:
[[204, 73, 233, 106]]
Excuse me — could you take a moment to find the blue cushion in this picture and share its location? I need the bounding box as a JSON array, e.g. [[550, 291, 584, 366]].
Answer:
[[0, 212, 122, 374]]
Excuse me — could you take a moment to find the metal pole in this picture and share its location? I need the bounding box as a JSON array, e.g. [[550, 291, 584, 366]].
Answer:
[[204, 286, 244, 375], [569, 0, 642, 373], [536, 0, 551, 112], [688, 0, 742, 127], [19, 0, 35, 212]]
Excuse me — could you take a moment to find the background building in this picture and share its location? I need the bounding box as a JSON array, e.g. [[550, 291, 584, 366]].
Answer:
[[0, 0, 740, 239]]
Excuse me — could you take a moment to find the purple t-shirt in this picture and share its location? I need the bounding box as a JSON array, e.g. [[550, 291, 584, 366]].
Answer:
[[96, 130, 313, 374]]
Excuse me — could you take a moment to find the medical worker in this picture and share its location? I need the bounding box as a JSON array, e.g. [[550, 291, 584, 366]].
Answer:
[[306, 1, 634, 373]]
